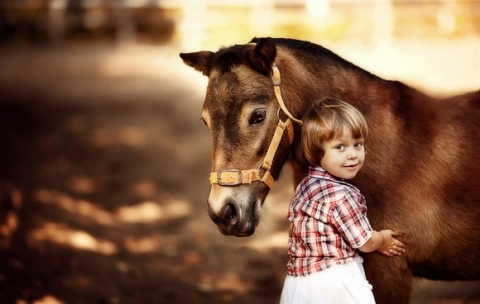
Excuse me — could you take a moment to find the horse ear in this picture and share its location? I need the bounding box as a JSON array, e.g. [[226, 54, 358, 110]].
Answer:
[[249, 38, 277, 76], [179, 51, 214, 76]]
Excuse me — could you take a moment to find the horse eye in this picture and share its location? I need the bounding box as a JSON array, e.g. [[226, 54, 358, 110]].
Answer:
[[249, 109, 266, 125]]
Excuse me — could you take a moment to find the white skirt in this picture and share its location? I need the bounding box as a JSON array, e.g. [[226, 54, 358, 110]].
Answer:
[[279, 257, 375, 304]]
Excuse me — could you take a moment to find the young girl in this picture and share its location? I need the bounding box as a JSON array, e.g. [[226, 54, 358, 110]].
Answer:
[[280, 98, 406, 304]]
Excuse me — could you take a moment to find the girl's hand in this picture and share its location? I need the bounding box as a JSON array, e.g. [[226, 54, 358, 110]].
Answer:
[[378, 230, 406, 257]]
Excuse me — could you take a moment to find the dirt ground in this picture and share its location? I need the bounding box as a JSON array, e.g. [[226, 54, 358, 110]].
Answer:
[[0, 41, 480, 304]]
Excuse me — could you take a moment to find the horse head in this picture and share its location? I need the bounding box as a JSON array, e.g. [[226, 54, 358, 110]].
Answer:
[[180, 38, 302, 236]]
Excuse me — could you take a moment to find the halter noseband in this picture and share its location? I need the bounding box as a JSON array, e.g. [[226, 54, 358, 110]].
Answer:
[[209, 63, 303, 189]]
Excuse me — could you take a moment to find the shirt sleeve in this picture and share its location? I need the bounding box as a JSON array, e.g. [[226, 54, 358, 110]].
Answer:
[[331, 191, 372, 249]]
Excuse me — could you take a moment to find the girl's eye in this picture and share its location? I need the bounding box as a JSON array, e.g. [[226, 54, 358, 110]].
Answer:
[[335, 144, 345, 150], [249, 109, 266, 125], [355, 142, 364, 148]]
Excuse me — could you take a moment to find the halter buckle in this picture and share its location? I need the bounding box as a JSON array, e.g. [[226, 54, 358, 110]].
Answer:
[[216, 170, 243, 186]]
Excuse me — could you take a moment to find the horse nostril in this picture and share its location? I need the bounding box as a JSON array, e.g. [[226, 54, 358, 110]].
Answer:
[[222, 203, 237, 224], [207, 203, 238, 225]]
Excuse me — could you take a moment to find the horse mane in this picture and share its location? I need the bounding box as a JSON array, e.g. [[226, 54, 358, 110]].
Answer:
[[250, 37, 378, 80]]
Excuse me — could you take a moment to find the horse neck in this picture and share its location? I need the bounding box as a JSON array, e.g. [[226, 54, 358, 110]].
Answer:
[[279, 51, 395, 117]]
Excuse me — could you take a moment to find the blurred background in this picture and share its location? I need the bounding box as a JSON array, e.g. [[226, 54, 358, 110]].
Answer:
[[0, 0, 479, 303]]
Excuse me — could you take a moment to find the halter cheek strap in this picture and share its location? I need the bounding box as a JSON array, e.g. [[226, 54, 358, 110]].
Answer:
[[209, 63, 302, 189], [271, 63, 303, 125]]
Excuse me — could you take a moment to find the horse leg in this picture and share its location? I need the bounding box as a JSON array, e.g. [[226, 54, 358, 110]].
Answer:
[[363, 253, 413, 304]]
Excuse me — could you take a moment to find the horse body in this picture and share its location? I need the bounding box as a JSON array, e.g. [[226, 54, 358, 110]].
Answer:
[[180, 37, 480, 303]]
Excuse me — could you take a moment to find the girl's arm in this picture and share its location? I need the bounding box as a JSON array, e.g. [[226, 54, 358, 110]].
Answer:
[[358, 230, 406, 257]]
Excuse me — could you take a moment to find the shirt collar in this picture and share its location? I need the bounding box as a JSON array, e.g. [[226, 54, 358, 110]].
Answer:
[[308, 166, 336, 181], [308, 166, 361, 193]]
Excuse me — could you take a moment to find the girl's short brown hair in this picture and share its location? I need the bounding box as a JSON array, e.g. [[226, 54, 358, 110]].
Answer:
[[296, 98, 368, 167]]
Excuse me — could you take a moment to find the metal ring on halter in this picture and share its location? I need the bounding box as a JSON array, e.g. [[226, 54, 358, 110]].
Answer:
[[276, 107, 282, 120]]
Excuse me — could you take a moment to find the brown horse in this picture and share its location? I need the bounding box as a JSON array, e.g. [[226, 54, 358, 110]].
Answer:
[[180, 37, 480, 303]]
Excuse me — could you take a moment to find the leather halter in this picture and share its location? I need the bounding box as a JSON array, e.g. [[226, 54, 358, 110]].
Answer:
[[209, 63, 303, 189]]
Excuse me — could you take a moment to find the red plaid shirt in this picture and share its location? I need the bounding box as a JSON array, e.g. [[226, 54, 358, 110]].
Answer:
[[286, 166, 372, 277]]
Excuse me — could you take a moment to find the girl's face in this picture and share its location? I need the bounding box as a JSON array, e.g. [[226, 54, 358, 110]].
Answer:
[[320, 127, 365, 180]]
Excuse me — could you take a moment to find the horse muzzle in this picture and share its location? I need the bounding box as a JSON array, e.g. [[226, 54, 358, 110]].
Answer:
[[207, 195, 261, 237]]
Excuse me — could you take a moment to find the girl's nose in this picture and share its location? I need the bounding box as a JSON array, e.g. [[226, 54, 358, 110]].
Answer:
[[347, 148, 357, 159]]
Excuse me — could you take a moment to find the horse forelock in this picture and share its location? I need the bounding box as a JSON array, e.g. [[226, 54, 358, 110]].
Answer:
[[210, 44, 255, 75]]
